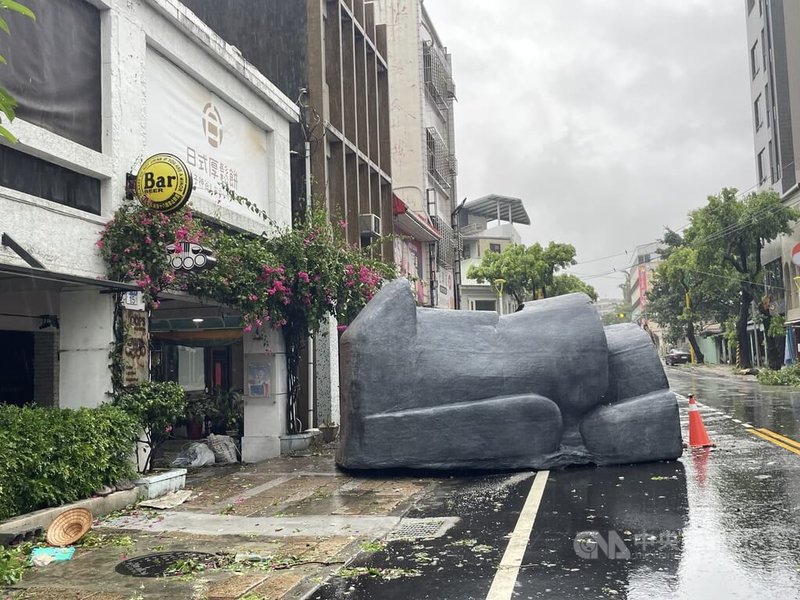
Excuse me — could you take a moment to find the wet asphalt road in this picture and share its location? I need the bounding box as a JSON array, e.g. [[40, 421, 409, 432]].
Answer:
[[311, 367, 800, 599]]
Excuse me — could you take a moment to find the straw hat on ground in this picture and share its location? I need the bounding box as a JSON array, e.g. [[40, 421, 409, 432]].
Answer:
[[46, 508, 93, 546]]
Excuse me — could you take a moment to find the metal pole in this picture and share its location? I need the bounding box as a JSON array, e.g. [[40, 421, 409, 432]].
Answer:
[[685, 292, 695, 364], [305, 140, 315, 429], [495, 278, 505, 316]]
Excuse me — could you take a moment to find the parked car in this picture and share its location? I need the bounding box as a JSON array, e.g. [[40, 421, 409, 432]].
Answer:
[[664, 349, 691, 366]]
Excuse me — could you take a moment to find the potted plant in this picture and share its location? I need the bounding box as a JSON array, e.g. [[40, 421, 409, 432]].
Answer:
[[207, 387, 243, 437], [318, 420, 339, 443], [113, 380, 186, 474], [183, 391, 209, 439]]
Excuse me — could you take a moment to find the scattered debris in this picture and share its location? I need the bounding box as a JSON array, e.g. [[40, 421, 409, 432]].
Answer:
[[30, 546, 75, 566], [139, 490, 192, 510]]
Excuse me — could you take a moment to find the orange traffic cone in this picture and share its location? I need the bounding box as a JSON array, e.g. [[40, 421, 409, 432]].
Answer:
[[687, 394, 713, 448]]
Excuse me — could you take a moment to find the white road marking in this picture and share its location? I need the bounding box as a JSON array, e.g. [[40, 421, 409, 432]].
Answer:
[[485, 470, 549, 600], [674, 391, 752, 430]]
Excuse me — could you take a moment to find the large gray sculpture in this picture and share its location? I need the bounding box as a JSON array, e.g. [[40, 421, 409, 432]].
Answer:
[[337, 279, 683, 470]]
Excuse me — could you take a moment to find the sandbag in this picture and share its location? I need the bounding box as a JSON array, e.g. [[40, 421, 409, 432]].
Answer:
[[171, 442, 215, 468], [207, 434, 238, 464]]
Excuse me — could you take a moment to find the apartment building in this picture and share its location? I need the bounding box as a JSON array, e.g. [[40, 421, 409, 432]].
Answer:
[[745, 0, 800, 358], [375, 0, 459, 308], [459, 195, 530, 314]]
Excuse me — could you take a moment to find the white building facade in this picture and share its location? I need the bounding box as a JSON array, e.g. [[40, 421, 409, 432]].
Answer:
[[459, 195, 531, 314], [0, 0, 297, 461], [375, 0, 459, 307]]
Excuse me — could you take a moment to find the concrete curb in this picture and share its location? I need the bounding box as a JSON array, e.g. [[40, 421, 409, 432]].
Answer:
[[0, 489, 140, 537]]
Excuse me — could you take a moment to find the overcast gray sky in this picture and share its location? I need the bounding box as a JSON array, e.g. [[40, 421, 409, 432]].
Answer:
[[423, 0, 756, 299]]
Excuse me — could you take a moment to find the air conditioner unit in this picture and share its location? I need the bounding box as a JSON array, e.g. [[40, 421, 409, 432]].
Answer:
[[359, 213, 381, 238]]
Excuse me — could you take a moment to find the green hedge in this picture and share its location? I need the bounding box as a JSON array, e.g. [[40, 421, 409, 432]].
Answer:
[[757, 364, 800, 386], [0, 404, 138, 522]]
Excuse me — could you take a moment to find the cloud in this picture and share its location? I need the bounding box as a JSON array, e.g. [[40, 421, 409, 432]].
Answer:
[[423, 0, 755, 296]]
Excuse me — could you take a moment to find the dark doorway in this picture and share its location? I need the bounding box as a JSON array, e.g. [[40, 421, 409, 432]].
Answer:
[[0, 331, 34, 406], [208, 347, 231, 391]]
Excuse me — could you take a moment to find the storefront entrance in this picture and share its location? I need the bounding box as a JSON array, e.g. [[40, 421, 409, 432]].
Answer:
[[0, 331, 33, 406]]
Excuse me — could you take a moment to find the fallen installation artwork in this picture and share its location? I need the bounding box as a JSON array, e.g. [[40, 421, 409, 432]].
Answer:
[[337, 279, 683, 470]]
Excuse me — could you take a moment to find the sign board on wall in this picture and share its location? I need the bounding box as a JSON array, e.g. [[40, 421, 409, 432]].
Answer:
[[638, 265, 648, 308], [145, 51, 269, 218], [122, 310, 149, 386], [246, 359, 271, 398], [393, 238, 428, 305], [134, 153, 193, 213], [438, 267, 454, 309]]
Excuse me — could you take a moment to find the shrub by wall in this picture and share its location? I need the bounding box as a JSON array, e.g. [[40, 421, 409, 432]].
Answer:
[[0, 404, 138, 521]]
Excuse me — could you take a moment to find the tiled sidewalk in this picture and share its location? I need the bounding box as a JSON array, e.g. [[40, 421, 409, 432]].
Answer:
[[3, 447, 436, 600]]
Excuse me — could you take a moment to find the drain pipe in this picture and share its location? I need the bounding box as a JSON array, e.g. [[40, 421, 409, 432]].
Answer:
[[305, 140, 315, 429]]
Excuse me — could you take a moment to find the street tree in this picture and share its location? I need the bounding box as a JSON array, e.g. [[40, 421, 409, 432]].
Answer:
[[647, 229, 738, 364], [0, 0, 35, 143], [466, 241, 578, 310], [687, 188, 799, 369], [549, 273, 598, 301]]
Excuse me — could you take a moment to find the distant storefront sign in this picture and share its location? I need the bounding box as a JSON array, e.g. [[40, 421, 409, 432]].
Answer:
[[134, 153, 193, 213], [145, 50, 269, 218], [638, 265, 648, 308], [792, 242, 800, 266]]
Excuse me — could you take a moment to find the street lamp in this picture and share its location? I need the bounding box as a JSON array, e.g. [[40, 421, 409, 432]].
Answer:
[[494, 278, 506, 315]]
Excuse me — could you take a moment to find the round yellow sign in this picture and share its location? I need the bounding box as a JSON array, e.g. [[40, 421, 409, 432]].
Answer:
[[134, 154, 193, 213]]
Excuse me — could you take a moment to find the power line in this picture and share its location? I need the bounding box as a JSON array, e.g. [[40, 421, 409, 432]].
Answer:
[[572, 170, 797, 268]]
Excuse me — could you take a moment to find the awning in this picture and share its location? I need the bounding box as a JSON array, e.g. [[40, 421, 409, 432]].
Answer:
[[463, 194, 531, 225], [392, 195, 441, 242], [0, 262, 139, 292]]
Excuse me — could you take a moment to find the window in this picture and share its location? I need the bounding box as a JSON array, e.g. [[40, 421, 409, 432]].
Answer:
[[747, 0, 755, 13], [769, 140, 777, 183], [765, 83, 771, 126], [757, 149, 766, 184], [754, 95, 763, 130], [489, 243, 501, 254], [462, 243, 471, 259], [177, 346, 206, 391], [0, 145, 101, 215], [474, 300, 497, 311], [426, 127, 451, 188], [750, 40, 760, 78], [2, 0, 102, 150]]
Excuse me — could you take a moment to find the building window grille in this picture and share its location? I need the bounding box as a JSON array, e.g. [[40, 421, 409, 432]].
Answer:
[[426, 127, 451, 189], [431, 215, 459, 267], [423, 41, 453, 110]]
